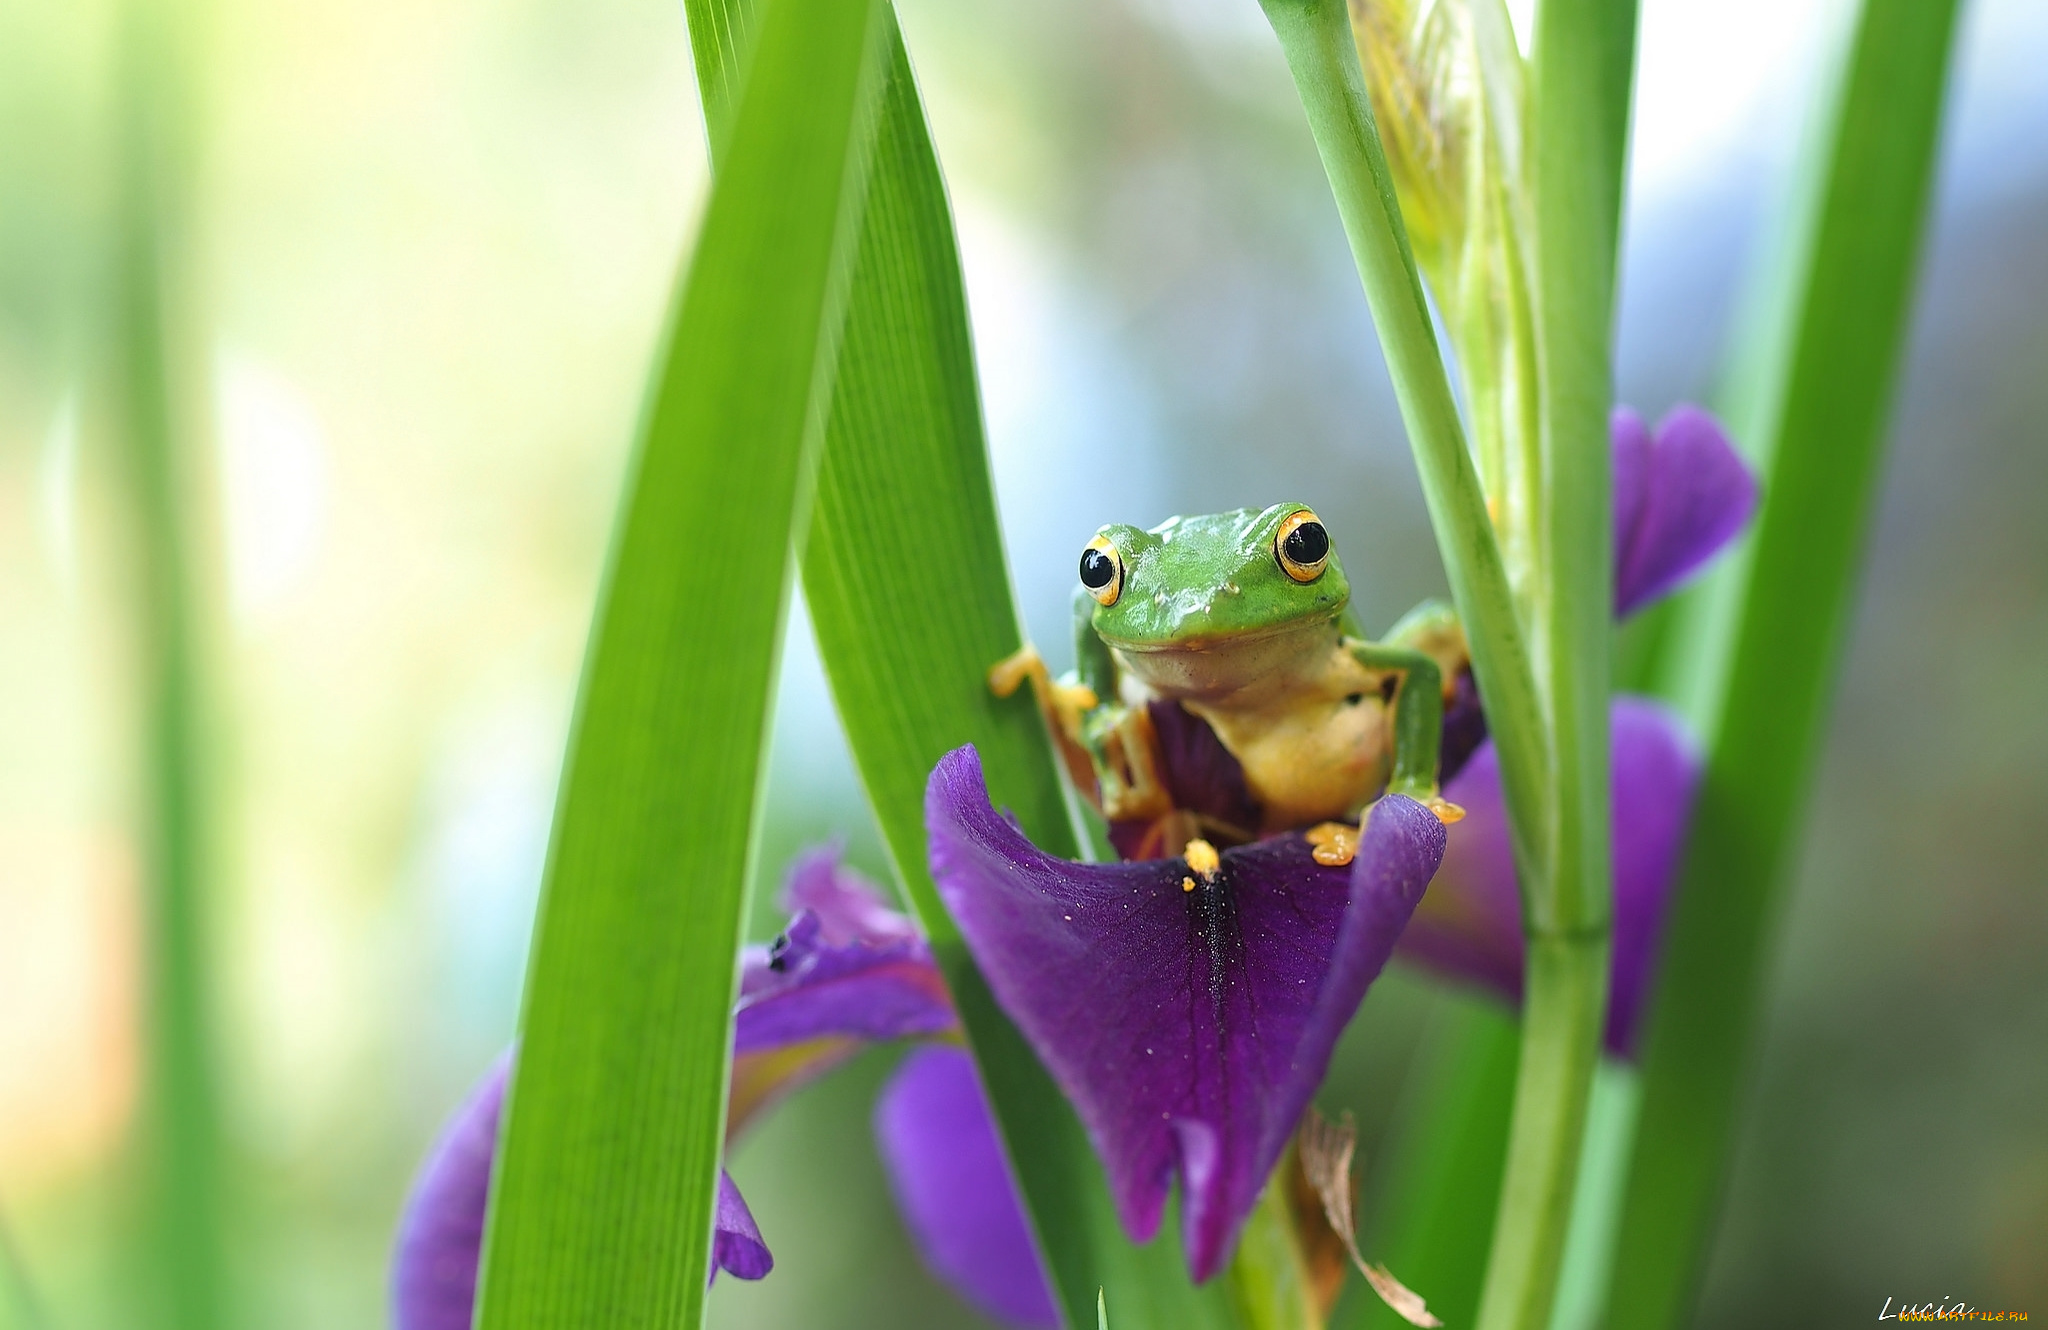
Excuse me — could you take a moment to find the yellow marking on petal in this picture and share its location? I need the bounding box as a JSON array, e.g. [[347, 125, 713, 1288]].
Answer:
[[1305, 821, 1359, 867], [1182, 876, 1196, 893], [1427, 797, 1465, 825], [1182, 838, 1221, 880]]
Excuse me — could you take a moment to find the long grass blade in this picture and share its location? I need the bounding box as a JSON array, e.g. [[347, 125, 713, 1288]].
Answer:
[[107, 0, 231, 1324], [471, 0, 887, 1321], [0, 1204, 48, 1329], [677, 0, 1239, 1320], [800, 29, 1202, 1330], [1605, 1, 1966, 1323]]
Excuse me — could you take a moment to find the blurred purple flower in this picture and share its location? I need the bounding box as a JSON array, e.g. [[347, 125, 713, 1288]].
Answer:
[[1613, 403, 1759, 617], [1396, 402, 1753, 1051], [876, 1045, 1062, 1328], [927, 746, 1446, 1281], [1396, 697, 1697, 1056], [390, 1058, 775, 1330], [391, 850, 1056, 1329]]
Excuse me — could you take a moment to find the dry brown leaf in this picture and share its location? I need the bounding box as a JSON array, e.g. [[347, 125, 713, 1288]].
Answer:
[[1298, 1108, 1443, 1328]]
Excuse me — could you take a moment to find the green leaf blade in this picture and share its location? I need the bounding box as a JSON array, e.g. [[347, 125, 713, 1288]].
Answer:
[[108, 0, 233, 1323], [1608, 1, 1967, 1324], [473, 0, 887, 1322], [794, 20, 1239, 1327]]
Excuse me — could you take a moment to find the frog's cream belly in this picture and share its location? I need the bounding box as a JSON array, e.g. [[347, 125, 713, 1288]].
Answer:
[[1182, 647, 1393, 831]]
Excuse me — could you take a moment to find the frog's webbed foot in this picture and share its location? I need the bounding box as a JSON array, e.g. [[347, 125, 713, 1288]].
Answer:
[[1306, 796, 1465, 867], [989, 645, 1098, 722], [1305, 821, 1360, 867]]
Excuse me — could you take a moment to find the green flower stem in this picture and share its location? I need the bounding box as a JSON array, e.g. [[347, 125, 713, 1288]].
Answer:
[[1261, 2, 1635, 1325], [109, 0, 231, 1324], [1473, 936, 1607, 1330], [1545, 1060, 1638, 1330], [1223, 1164, 1318, 1330], [1257, 0, 1548, 877], [1469, 1, 1637, 1326]]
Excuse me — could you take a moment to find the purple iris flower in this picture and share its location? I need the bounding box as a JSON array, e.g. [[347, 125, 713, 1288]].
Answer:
[[927, 747, 1445, 1282], [390, 850, 1053, 1329], [917, 402, 1757, 1284], [1396, 696, 1697, 1057], [876, 1045, 1063, 1327]]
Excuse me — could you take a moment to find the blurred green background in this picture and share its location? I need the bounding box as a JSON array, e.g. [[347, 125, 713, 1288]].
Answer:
[[1, 0, 2042, 1325]]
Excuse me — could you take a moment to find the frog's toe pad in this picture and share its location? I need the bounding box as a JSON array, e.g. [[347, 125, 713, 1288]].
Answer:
[[1305, 822, 1359, 867], [1425, 798, 1465, 826], [986, 646, 1043, 698]]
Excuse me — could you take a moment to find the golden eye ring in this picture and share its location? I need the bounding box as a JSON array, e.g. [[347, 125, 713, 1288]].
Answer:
[[1275, 509, 1331, 583], [1079, 534, 1123, 606]]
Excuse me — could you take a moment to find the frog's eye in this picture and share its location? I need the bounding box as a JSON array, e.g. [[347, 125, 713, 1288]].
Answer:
[[1079, 535, 1123, 607], [1275, 510, 1331, 583]]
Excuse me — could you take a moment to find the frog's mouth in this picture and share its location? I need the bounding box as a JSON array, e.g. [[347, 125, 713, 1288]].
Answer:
[[1103, 617, 1340, 703]]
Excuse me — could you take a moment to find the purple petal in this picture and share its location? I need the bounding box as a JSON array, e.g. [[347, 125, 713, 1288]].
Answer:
[[391, 1059, 772, 1330], [1600, 697, 1700, 1055], [391, 1056, 507, 1330], [724, 858, 956, 1134], [713, 1170, 774, 1281], [874, 1046, 1059, 1328], [734, 907, 956, 1054], [926, 746, 1445, 1281], [726, 905, 955, 1135], [1612, 404, 1760, 617], [729, 1037, 866, 1141], [780, 845, 923, 947], [1395, 697, 1700, 1057], [1439, 665, 1487, 786]]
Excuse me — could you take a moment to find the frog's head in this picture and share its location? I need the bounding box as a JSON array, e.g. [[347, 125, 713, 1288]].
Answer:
[[1081, 504, 1351, 701]]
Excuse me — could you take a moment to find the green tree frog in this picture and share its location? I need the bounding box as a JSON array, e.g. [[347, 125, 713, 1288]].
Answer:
[[993, 504, 1468, 866]]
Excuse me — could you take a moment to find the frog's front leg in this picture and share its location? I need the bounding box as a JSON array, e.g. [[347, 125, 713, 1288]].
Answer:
[[987, 644, 1100, 796], [1346, 639, 1460, 811], [1305, 638, 1463, 866], [990, 590, 1174, 827], [988, 646, 1175, 826], [1320, 639, 1465, 852], [1382, 598, 1471, 685]]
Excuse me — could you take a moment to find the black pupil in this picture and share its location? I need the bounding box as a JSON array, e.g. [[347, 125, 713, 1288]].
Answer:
[[1283, 520, 1330, 567], [1079, 547, 1116, 588]]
